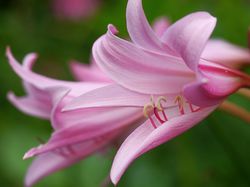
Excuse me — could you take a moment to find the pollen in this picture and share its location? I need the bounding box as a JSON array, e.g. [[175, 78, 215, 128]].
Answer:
[[156, 96, 167, 111]]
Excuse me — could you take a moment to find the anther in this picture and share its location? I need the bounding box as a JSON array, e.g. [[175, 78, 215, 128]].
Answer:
[[143, 103, 157, 128], [156, 96, 168, 121], [144, 95, 169, 129], [143, 103, 154, 118], [175, 95, 185, 115], [157, 96, 166, 111]]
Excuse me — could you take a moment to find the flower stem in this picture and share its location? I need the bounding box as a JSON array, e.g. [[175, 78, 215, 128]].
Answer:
[[237, 88, 250, 100], [219, 100, 250, 123]]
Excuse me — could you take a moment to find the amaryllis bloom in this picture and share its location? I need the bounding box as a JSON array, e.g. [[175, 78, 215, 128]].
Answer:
[[6, 48, 143, 187], [53, 0, 100, 20], [6, 16, 190, 187], [63, 0, 250, 184]]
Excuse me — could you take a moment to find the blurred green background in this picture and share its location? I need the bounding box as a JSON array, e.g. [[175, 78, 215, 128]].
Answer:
[[0, 0, 250, 186]]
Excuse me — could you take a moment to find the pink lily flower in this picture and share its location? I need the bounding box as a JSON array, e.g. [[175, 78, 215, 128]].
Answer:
[[6, 49, 143, 187], [63, 0, 250, 184], [53, 0, 100, 21], [6, 16, 187, 187]]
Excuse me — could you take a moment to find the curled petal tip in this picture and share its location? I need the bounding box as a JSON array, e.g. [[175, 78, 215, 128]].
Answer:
[[7, 91, 15, 101], [23, 147, 39, 159], [110, 176, 119, 186], [23, 152, 32, 160], [6, 46, 12, 57], [108, 24, 119, 35]]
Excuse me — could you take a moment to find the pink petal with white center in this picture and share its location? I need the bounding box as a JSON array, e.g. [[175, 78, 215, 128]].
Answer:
[[162, 12, 217, 71], [126, 0, 169, 52], [25, 130, 120, 187], [93, 25, 194, 95], [202, 39, 250, 69], [6, 48, 106, 97], [110, 106, 217, 185], [152, 17, 170, 37], [69, 60, 111, 82]]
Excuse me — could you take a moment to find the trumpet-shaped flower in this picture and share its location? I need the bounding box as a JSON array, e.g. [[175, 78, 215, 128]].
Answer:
[[6, 15, 195, 187], [64, 0, 250, 184]]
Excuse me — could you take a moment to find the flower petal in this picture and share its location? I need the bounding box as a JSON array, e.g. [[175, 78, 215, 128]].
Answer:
[[24, 86, 143, 158], [69, 60, 111, 82], [162, 12, 217, 71], [7, 92, 51, 119], [6, 47, 106, 97], [24, 106, 142, 158], [93, 25, 194, 95], [202, 39, 250, 69], [183, 80, 224, 107], [25, 130, 119, 187], [64, 84, 156, 110], [152, 17, 170, 37], [126, 0, 165, 52], [110, 106, 217, 185]]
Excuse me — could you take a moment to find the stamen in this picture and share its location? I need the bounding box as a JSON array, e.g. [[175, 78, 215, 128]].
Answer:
[[156, 96, 166, 111], [175, 95, 185, 115], [143, 103, 157, 129], [150, 95, 155, 105], [143, 95, 170, 129], [154, 107, 165, 124], [157, 96, 168, 121], [149, 116, 158, 129], [143, 103, 154, 118], [219, 100, 250, 123]]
